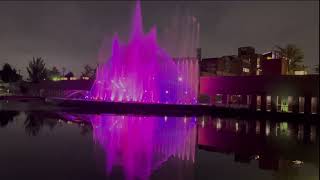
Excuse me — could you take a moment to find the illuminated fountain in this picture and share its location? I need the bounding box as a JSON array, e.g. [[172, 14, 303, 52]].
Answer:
[[89, 1, 199, 104], [60, 113, 197, 180]]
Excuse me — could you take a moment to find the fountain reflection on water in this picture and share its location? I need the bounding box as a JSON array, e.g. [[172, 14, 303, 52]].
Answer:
[[60, 113, 197, 180], [0, 107, 318, 180]]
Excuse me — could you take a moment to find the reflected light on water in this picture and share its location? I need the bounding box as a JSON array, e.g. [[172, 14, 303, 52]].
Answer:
[[56, 112, 318, 180], [67, 114, 197, 180]]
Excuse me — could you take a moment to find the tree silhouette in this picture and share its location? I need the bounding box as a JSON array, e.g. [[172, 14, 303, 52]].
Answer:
[[62, 67, 66, 76], [64, 72, 74, 79], [26, 57, 48, 83], [80, 124, 91, 136], [0, 63, 22, 82], [45, 118, 58, 131], [47, 66, 61, 80], [24, 112, 44, 136], [81, 64, 96, 79], [0, 111, 19, 127], [19, 83, 29, 94], [275, 44, 304, 74]]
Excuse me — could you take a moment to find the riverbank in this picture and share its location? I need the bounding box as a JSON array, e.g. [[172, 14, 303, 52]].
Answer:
[[0, 96, 319, 122]]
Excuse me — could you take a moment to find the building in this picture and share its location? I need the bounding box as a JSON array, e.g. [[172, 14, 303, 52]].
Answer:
[[199, 47, 319, 114], [200, 55, 245, 76], [200, 58, 219, 76], [200, 75, 319, 114], [200, 46, 260, 76], [200, 47, 291, 76], [237, 46, 258, 76], [261, 51, 288, 75]]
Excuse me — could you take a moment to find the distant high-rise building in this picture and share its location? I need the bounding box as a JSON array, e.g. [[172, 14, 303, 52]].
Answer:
[[237, 47, 258, 76]]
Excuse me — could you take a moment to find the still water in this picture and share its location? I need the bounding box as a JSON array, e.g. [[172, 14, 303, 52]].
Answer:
[[0, 109, 318, 180]]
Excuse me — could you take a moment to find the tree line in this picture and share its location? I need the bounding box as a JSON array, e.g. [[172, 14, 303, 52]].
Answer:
[[0, 57, 96, 83], [0, 44, 319, 83], [0, 111, 91, 136]]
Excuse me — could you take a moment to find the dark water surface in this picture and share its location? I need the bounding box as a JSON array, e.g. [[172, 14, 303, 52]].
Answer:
[[0, 101, 318, 180]]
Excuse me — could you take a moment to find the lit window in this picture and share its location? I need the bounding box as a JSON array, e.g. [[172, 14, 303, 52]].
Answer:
[[255, 121, 260, 134], [215, 94, 223, 104], [280, 96, 289, 112], [216, 118, 221, 130], [256, 69, 262, 75], [266, 96, 271, 111], [294, 71, 307, 75], [311, 97, 317, 114], [243, 67, 250, 73], [288, 96, 293, 112], [257, 96, 261, 111], [265, 121, 270, 136]]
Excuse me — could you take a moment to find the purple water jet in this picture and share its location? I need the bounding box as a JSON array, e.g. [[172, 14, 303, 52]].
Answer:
[[89, 1, 199, 104]]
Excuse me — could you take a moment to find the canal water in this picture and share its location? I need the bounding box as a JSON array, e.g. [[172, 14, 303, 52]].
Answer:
[[0, 101, 318, 180]]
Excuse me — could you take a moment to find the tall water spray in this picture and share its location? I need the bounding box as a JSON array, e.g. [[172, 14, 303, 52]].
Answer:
[[89, 1, 199, 104]]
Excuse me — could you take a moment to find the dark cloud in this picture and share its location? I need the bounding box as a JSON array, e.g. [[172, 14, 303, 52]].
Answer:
[[0, 1, 318, 76]]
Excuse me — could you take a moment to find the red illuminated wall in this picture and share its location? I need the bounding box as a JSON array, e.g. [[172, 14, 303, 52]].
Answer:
[[200, 75, 319, 97], [261, 59, 282, 75]]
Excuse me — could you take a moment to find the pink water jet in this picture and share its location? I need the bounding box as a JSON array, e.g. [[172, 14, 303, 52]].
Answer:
[[89, 1, 199, 104]]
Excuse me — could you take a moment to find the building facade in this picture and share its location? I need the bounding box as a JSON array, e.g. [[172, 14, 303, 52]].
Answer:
[[200, 47, 289, 76], [200, 75, 319, 114]]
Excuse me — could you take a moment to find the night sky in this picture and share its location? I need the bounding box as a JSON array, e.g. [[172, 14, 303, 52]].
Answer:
[[0, 1, 318, 76]]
